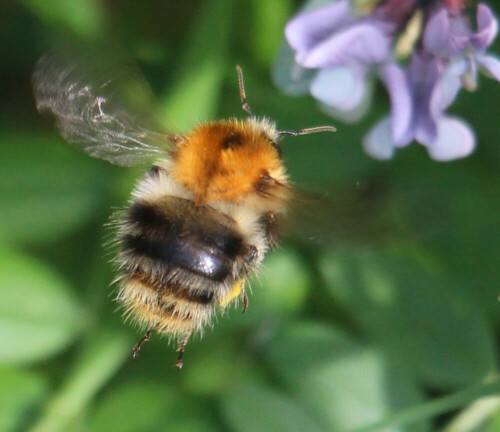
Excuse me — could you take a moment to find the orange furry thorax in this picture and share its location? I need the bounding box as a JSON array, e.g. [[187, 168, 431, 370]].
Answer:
[[171, 119, 288, 205]]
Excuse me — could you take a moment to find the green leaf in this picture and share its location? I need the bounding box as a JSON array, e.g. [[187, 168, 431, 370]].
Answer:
[[319, 250, 497, 389], [250, 248, 311, 315], [19, 0, 104, 38], [161, 396, 220, 432], [90, 377, 221, 432], [267, 321, 360, 373], [0, 368, 47, 432], [221, 381, 327, 432], [0, 247, 86, 364], [182, 337, 242, 396], [267, 322, 427, 432], [90, 380, 172, 432], [0, 133, 112, 244], [301, 351, 420, 432], [391, 162, 500, 320], [28, 330, 130, 432]]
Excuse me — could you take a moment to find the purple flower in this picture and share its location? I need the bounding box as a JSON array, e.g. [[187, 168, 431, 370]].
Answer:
[[424, 4, 500, 90], [283, 0, 414, 120], [278, 0, 500, 161], [364, 51, 475, 161], [285, 0, 395, 68]]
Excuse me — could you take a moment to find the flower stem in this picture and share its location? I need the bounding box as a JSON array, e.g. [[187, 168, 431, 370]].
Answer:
[[443, 394, 500, 432], [346, 376, 500, 432]]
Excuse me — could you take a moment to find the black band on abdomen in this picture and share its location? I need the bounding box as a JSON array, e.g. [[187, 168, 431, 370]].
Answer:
[[123, 233, 233, 282], [122, 198, 246, 283]]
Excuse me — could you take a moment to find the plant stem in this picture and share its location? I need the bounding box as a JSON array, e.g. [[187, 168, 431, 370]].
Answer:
[[443, 394, 500, 432], [28, 330, 131, 432], [346, 376, 500, 432]]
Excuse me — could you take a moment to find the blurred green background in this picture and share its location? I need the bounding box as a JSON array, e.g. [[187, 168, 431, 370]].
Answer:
[[1, 0, 500, 431]]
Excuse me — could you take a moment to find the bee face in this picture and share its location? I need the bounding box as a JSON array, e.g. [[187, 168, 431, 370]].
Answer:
[[172, 118, 288, 205]]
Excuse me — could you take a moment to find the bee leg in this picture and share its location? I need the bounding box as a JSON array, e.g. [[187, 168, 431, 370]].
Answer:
[[175, 331, 192, 370], [242, 289, 249, 314], [132, 328, 154, 359]]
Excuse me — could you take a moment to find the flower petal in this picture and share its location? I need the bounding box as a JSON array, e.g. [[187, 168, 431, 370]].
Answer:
[[363, 117, 396, 160], [425, 116, 476, 161], [302, 21, 392, 68], [285, 1, 351, 57], [310, 65, 368, 111], [424, 7, 474, 57], [423, 8, 455, 57], [471, 4, 498, 50], [318, 97, 372, 123], [407, 53, 440, 144], [430, 60, 463, 117], [477, 54, 500, 81], [379, 63, 412, 145]]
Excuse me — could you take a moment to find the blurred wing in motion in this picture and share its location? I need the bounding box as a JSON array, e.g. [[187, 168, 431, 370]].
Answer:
[[285, 178, 405, 247], [33, 52, 170, 166]]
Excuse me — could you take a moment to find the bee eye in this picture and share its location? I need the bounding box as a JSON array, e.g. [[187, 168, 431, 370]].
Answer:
[[254, 171, 277, 195], [223, 133, 243, 149]]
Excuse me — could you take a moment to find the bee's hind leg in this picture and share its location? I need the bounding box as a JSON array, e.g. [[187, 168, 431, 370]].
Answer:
[[242, 288, 249, 314], [175, 331, 192, 370], [132, 328, 154, 359]]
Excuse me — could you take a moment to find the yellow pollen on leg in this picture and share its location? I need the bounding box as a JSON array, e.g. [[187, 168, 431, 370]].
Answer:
[[219, 279, 245, 307]]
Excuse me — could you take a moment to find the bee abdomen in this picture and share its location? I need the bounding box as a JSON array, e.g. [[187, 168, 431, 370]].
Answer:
[[117, 196, 261, 316], [122, 233, 234, 282], [129, 271, 215, 305], [120, 197, 249, 282], [118, 275, 209, 334]]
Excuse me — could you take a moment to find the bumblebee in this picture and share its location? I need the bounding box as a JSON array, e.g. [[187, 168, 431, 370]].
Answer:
[[33, 56, 335, 368]]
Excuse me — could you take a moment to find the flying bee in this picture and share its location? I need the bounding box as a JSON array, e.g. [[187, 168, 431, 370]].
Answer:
[[33, 54, 335, 369]]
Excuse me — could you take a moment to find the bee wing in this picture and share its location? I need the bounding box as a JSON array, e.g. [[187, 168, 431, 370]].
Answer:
[[33, 52, 169, 166], [285, 180, 403, 246]]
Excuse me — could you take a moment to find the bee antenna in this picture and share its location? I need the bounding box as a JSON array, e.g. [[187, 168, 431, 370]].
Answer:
[[236, 65, 254, 117], [278, 125, 337, 137]]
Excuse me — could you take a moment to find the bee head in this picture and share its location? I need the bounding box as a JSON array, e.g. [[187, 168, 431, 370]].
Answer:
[[171, 118, 288, 205], [170, 66, 334, 207]]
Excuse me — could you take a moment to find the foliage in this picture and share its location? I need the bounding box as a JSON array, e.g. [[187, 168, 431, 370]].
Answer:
[[0, 0, 499, 431]]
